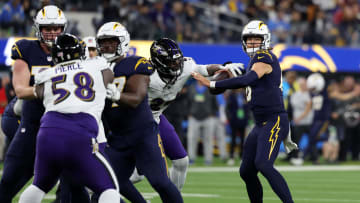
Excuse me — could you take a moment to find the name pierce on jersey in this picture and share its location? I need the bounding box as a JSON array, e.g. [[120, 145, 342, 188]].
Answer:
[[55, 63, 83, 74]]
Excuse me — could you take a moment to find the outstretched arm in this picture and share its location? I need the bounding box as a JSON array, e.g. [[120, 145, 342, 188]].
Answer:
[[192, 62, 271, 89]]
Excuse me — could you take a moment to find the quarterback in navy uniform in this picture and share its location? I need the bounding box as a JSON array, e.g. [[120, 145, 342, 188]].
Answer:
[[192, 20, 296, 203], [0, 5, 89, 203], [97, 22, 183, 203]]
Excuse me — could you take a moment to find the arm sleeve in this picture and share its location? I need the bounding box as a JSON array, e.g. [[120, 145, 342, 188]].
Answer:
[[214, 70, 258, 89], [190, 57, 210, 77], [194, 64, 210, 77]]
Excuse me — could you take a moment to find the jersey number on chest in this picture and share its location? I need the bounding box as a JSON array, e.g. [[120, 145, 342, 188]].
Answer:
[[51, 72, 95, 104], [111, 76, 126, 107]]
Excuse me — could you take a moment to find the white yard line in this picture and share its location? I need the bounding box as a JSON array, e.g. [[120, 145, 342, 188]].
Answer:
[[221, 196, 360, 202], [43, 193, 220, 200], [188, 165, 360, 172], [43, 193, 360, 202]]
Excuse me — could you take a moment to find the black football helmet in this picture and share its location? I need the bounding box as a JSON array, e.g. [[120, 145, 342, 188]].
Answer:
[[150, 38, 184, 84], [51, 33, 85, 64]]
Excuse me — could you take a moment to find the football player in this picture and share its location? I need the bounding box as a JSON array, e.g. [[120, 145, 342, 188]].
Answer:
[[19, 33, 120, 203], [295, 73, 331, 164], [97, 22, 183, 203], [0, 5, 66, 202], [0, 5, 90, 203], [192, 20, 295, 203], [83, 36, 98, 59], [130, 37, 245, 190]]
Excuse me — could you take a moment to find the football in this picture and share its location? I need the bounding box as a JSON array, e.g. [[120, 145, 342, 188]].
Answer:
[[209, 70, 231, 95]]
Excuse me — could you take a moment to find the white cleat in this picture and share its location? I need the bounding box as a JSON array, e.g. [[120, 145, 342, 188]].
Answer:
[[290, 158, 304, 166]]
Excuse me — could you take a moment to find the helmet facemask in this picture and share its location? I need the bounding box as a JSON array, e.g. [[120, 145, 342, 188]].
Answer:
[[150, 38, 184, 85], [37, 25, 65, 47], [96, 22, 130, 62], [242, 35, 267, 57], [155, 56, 184, 83], [241, 20, 271, 57], [97, 37, 122, 62], [34, 5, 67, 48]]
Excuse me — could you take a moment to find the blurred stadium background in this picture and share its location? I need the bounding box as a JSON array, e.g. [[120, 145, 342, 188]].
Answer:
[[0, 0, 360, 202]]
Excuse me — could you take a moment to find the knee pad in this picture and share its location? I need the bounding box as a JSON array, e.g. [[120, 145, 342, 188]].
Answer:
[[19, 184, 45, 203], [171, 156, 189, 172], [99, 189, 120, 203]]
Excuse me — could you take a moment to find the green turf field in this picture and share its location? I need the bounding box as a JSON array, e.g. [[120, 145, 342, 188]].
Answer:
[[2, 162, 360, 203]]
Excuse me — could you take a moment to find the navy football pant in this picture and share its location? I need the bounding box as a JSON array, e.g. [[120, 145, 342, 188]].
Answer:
[[1, 112, 20, 163], [0, 120, 38, 203], [304, 120, 328, 161], [239, 113, 294, 203], [105, 125, 183, 203]]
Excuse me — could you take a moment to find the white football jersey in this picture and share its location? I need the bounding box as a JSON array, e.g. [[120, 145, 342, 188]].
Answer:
[[148, 57, 209, 123], [36, 58, 109, 142]]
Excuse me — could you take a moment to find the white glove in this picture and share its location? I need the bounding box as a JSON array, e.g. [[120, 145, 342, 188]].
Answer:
[[283, 128, 298, 154], [106, 83, 121, 102], [224, 63, 245, 77]]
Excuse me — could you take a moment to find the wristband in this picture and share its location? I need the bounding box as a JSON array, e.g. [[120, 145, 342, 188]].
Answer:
[[210, 81, 216, 88]]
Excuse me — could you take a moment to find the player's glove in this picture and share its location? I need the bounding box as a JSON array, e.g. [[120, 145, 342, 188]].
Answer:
[[106, 83, 121, 102], [224, 63, 245, 77], [283, 129, 298, 154]]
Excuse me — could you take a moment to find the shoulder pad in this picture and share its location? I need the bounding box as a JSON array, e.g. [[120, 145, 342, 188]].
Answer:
[[11, 39, 30, 60], [134, 57, 153, 75], [253, 50, 273, 64]]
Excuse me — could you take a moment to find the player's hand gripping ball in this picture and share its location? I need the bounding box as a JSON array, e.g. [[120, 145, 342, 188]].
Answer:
[[209, 69, 231, 95]]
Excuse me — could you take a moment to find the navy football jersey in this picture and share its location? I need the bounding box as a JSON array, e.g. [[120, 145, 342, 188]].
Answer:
[[245, 50, 286, 123], [310, 86, 331, 121], [103, 56, 155, 134], [11, 39, 53, 122]]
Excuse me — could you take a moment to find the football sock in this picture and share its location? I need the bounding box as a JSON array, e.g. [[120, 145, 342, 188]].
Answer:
[[169, 156, 189, 191], [19, 184, 45, 203], [99, 189, 120, 203]]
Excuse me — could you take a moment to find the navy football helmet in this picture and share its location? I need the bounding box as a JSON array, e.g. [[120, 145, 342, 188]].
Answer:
[[150, 38, 184, 84], [52, 33, 85, 64]]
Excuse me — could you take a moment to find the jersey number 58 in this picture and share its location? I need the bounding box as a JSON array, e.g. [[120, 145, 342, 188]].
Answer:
[[51, 72, 95, 104]]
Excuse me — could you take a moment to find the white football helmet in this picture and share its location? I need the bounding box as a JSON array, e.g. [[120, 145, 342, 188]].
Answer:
[[96, 22, 130, 62], [34, 5, 67, 47], [306, 73, 325, 93], [83, 36, 96, 59], [241, 20, 271, 57]]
